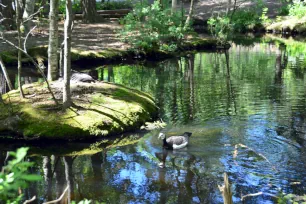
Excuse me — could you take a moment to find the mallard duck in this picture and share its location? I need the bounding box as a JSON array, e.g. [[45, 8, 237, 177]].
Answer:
[[158, 132, 192, 150]]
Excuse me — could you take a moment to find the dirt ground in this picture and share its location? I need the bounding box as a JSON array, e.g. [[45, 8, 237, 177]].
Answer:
[[0, 0, 285, 53]]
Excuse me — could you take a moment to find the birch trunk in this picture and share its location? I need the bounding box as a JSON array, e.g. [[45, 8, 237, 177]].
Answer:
[[15, 0, 24, 98], [63, 0, 72, 109], [47, 0, 59, 81], [172, 0, 177, 12], [184, 0, 195, 29], [22, 0, 35, 34], [0, 56, 13, 91]]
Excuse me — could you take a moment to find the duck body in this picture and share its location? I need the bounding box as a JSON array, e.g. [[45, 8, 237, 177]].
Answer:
[[158, 132, 192, 150]]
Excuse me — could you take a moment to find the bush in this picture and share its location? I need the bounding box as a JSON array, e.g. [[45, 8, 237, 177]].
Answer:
[[289, 0, 306, 18], [0, 147, 41, 204], [96, 1, 133, 10], [119, 1, 192, 52], [59, 0, 81, 14]]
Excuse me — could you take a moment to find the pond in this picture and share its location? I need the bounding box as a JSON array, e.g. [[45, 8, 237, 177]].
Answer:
[[1, 38, 306, 203]]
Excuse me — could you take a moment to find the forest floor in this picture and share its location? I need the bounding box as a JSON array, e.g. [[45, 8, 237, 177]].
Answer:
[[0, 0, 285, 53]]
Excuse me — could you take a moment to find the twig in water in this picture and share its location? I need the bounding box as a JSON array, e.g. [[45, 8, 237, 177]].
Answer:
[[235, 143, 277, 171], [43, 185, 69, 204], [241, 192, 263, 201], [23, 196, 36, 204]]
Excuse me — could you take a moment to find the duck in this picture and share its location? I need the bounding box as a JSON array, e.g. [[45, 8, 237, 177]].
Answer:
[[158, 132, 192, 150]]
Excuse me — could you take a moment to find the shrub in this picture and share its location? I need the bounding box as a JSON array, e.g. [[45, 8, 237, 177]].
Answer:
[[96, 1, 133, 10], [0, 147, 41, 203], [119, 1, 192, 52], [288, 0, 306, 18]]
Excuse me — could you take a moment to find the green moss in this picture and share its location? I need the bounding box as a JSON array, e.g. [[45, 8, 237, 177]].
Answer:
[[266, 17, 306, 34], [0, 82, 157, 141], [0, 37, 220, 65]]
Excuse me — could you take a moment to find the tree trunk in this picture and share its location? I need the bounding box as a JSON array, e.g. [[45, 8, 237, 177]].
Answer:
[[0, 56, 13, 91], [63, 157, 74, 203], [227, 0, 232, 14], [15, 0, 25, 98], [184, 0, 195, 29], [171, 0, 177, 12], [82, 0, 99, 23], [42, 156, 53, 201], [0, 0, 15, 30], [22, 0, 35, 34], [63, 0, 72, 109], [47, 0, 59, 81]]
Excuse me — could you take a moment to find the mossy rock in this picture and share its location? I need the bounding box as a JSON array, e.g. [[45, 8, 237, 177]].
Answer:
[[266, 17, 306, 34], [0, 81, 157, 141]]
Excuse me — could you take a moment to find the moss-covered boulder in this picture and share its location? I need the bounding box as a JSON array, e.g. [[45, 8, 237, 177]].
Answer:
[[266, 16, 306, 34], [0, 81, 157, 141]]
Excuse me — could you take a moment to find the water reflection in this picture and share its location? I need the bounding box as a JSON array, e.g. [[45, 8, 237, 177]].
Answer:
[[1, 41, 306, 203]]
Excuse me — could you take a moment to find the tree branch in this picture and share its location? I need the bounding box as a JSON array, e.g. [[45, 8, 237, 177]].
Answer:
[[24, 25, 37, 51], [23, 196, 36, 204], [23, 6, 44, 24], [43, 185, 69, 204], [0, 35, 59, 106]]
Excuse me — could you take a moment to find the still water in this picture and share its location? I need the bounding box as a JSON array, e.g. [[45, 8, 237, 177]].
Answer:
[[1, 40, 306, 203]]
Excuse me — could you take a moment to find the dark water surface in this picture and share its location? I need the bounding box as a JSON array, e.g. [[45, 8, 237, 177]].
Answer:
[[1, 40, 306, 203]]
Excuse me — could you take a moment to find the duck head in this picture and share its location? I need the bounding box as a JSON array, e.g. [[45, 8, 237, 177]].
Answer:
[[183, 132, 192, 137], [158, 133, 166, 140]]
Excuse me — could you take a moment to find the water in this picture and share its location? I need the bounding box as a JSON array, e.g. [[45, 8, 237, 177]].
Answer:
[[1, 40, 306, 203]]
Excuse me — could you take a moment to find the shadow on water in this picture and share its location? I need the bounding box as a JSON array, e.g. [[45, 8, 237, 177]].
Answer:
[[1, 40, 306, 203]]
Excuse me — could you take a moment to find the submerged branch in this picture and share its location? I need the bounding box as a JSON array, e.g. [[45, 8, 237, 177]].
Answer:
[[43, 185, 69, 204], [23, 196, 36, 204]]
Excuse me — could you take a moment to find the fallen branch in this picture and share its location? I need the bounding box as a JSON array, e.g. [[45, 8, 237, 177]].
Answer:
[[23, 196, 36, 204], [43, 185, 69, 204], [235, 143, 277, 171], [241, 192, 263, 201]]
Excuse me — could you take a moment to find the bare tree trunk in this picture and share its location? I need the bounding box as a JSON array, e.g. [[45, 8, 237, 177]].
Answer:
[[227, 0, 232, 14], [0, 0, 15, 30], [184, 0, 195, 29], [47, 0, 59, 81], [15, 0, 25, 98], [22, 0, 35, 34], [63, 0, 72, 109], [43, 156, 53, 201], [63, 157, 74, 203], [0, 56, 13, 91], [171, 0, 177, 12], [82, 0, 99, 23]]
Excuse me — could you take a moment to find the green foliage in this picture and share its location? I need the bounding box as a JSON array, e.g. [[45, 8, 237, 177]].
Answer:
[[0, 147, 41, 204], [207, 16, 231, 45], [230, 9, 261, 32], [277, 5, 289, 16], [288, 0, 306, 18], [260, 7, 271, 24], [119, 1, 191, 52], [96, 1, 132, 10], [208, 0, 271, 42], [59, 0, 81, 14], [277, 193, 306, 203]]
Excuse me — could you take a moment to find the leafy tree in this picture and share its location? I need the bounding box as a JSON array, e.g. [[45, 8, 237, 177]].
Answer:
[[0, 147, 41, 204]]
